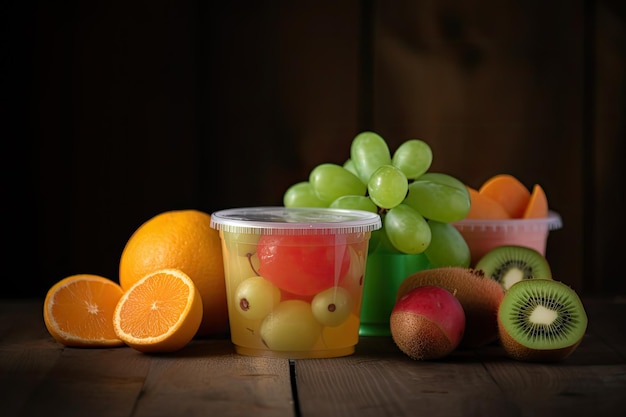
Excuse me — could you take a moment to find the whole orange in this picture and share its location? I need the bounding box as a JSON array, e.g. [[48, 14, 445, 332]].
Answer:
[[119, 209, 228, 336]]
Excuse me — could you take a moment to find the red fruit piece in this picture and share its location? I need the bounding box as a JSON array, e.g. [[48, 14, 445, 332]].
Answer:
[[257, 234, 350, 296], [390, 285, 465, 360]]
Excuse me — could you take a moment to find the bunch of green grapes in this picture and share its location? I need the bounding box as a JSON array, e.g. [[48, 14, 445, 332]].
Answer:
[[283, 131, 471, 268]]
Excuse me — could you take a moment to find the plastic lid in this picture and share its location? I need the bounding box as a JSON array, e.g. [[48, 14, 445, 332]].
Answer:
[[210, 206, 382, 235], [453, 210, 563, 232]]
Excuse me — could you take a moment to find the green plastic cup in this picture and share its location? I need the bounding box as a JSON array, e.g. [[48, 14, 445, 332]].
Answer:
[[359, 250, 432, 336]]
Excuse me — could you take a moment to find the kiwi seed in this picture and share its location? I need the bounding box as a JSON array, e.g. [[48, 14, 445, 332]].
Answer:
[[475, 245, 552, 291], [497, 279, 587, 362]]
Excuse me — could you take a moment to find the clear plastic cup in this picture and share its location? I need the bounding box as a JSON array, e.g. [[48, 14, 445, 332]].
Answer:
[[210, 207, 381, 359], [452, 211, 563, 265]]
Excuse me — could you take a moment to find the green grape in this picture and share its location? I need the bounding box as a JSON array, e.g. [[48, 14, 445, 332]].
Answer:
[[350, 131, 392, 184], [424, 220, 471, 268], [371, 227, 402, 254], [329, 195, 378, 213], [391, 139, 433, 179], [367, 229, 387, 253], [309, 163, 366, 204], [283, 181, 328, 208], [234, 276, 281, 320], [367, 164, 408, 209], [404, 173, 470, 222], [343, 159, 359, 177], [259, 300, 322, 351], [367, 212, 401, 254], [311, 287, 353, 327], [384, 204, 432, 254], [418, 172, 469, 192]]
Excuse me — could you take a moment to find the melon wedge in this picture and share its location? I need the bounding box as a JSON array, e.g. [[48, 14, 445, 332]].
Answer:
[[479, 174, 531, 218], [523, 184, 548, 218], [465, 186, 511, 219]]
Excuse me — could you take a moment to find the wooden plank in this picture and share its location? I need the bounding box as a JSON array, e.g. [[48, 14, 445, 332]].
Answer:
[[17, 340, 294, 417], [0, 341, 63, 417], [3, 299, 626, 417], [17, 346, 152, 417], [372, 1, 586, 293], [483, 333, 626, 416], [131, 341, 293, 417], [0, 300, 65, 417], [6, 0, 625, 300], [1, 301, 294, 417], [294, 306, 626, 417], [294, 337, 511, 417], [481, 296, 626, 416], [591, 4, 626, 294]]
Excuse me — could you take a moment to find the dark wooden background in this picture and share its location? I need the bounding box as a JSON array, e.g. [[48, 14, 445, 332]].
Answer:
[[2, 0, 624, 298]]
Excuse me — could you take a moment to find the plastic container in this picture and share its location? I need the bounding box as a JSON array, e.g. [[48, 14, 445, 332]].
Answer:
[[452, 210, 563, 265], [359, 251, 431, 337], [210, 207, 381, 359]]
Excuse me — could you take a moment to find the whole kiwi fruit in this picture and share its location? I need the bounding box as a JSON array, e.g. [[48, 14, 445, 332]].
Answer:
[[475, 245, 552, 291], [497, 279, 587, 362], [397, 267, 504, 348]]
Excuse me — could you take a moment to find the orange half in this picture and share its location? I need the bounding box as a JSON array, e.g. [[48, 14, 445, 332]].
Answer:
[[113, 268, 203, 353], [43, 274, 125, 347]]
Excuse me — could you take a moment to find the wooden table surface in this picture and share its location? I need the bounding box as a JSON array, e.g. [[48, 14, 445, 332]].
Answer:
[[1, 297, 625, 417]]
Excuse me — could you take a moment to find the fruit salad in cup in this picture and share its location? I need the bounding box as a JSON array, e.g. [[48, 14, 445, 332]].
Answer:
[[210, 207, 381, 359]]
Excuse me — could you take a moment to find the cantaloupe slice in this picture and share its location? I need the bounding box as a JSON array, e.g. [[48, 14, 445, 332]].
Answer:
[[523, 184, 548, 218], [465, 186, 511, 219], [479, 174, 531, 218]]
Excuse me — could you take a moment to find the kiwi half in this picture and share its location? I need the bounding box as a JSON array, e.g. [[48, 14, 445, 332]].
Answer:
[[498, 279, 587, 362], [475, 245, 552, 291]]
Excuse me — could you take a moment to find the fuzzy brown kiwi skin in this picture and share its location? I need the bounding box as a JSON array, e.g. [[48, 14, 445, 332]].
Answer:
[[397, 267, 504, 348], [390, 312, 455, 360], [497, 317, 583, 362]]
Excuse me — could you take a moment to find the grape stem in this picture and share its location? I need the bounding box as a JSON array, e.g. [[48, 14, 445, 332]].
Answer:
[[246, 253, 260, 276]]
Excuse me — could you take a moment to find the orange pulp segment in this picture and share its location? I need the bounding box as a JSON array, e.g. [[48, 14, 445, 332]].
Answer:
[[523, 184, 549, 218], [478, 174, 531, 218], [43, 274, 125, 347], [465, 186, 511, 219], [113, 268, 203, 353]]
